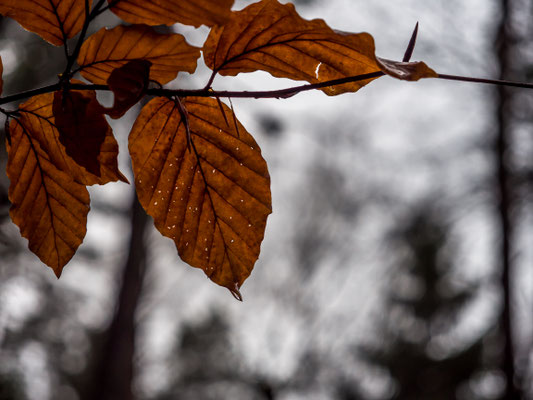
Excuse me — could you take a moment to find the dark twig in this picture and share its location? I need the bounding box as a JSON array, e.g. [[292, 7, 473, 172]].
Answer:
[[62, 0, 107, 78], [3, 71, 533, 108]]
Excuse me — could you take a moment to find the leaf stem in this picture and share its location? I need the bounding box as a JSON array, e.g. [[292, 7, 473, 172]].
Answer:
[[62, 0, 107, 79]]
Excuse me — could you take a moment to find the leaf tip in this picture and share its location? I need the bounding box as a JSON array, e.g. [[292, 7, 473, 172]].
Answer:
[[229, 283, 243, 301]]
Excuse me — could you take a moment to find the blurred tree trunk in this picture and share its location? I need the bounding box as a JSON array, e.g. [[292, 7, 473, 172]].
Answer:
[[495, 0, 520, 398], [89, 192, 149, 400]]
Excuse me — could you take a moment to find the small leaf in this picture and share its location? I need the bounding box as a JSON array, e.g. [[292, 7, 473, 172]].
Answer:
[[106, 60, 152, 119], [53, 88, 121, 178], [0, 0, 91, 46], [18, 92, 126, 185], [203, 0, 381, 95], [77, 24, 200, 85], [129, 97, 271, 295], [376, 57, 437, 81], [108, 0, 234, 27], [6, 118, 90, 276]]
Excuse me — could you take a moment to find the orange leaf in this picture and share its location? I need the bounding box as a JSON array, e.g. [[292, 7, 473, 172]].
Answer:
[[108, 0, 234, 27], [203, 0, 381, 95], [0, 0, 90, 46], [105, 60, 151, 119], [204, 0, 437, 95], [129, 97, 271, 298], [18, 92, 126, 185], [6, 118, 90, 277], [77, 24, 200, 85]]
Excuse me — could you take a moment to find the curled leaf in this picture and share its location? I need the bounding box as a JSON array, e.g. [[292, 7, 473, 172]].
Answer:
[[53, 88, 125, 180], [77, 24, 200, 85], [18, 92, 126, 185], [106, 60, 152, 119], [6, 118, 90, 276], [377, 57, 438, 81], [0, 0, 91, 46], [109, 0, 234, 27], [129, 97, 271, 296]]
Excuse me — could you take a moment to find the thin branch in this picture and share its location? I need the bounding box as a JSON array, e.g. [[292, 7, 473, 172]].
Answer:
[[3, 71, 533, 107], [436, 73, 533, 89], [62, 0, 107, 78]]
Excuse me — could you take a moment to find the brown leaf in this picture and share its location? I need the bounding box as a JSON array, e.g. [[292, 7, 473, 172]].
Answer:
[[18, 92, 127, 185], [204, 0, 438, 95], [0, 0, 90, 46], [376, 57, 437, 81], [77, 24, 200, 85], [203, 0, 381, 96], [6, 118, 90, 277], [108, 0, 234, 27], [53, 89, 107, 177], [129, 97, 271, 297], [106, 59, 152, 119]]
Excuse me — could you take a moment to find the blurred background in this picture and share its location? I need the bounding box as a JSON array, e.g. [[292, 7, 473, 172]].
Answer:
[[1, 0, 532, 399]]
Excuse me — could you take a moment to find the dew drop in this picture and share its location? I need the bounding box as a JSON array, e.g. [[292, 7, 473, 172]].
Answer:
[[169, 163, 173, 166], [212, 169, 216, 173], [230, 239, 234, 243], [236, 147, 239, 151], [185, 242, 189, 246], [205, 248, 208, 251], [154, 202, 158, 205], [248, 224, 252, 227]]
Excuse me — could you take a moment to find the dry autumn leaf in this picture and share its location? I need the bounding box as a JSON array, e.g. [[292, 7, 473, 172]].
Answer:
[[0, 0, 90, 46], [53, 88, 119, 178], [105, 60, 152, 119], [108, 0, 234, 28], [204, 0, 437, 95], [17, 92, 126, 185], [129, 97, 271, 298], [203, 0, 381, 95], [77, 24, 200, 85], [6, 118, 90, 277], [0, 55, 3, 96]]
